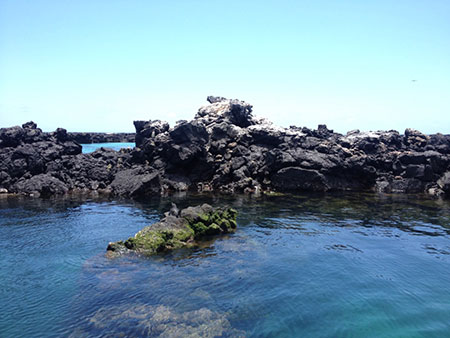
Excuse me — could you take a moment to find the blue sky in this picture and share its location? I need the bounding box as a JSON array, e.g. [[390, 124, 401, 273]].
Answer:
[[1, 0, 449, 133]]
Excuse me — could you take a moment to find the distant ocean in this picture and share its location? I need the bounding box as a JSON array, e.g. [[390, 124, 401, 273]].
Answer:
[[81, 142, 135, 153]]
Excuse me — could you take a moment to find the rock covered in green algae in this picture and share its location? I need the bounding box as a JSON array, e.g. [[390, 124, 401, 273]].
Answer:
[[107, 203, 237, 256]]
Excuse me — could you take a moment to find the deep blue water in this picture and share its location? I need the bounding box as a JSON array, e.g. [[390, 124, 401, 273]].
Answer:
[[1, 193, 450, 337], [81, 142, 135, 153]]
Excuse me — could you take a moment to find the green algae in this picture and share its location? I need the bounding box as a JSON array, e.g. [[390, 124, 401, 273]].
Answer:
[[107, 204, 238, 256], [263, 190, 287, 197]]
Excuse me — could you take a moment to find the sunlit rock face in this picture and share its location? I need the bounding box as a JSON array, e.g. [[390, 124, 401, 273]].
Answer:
[[1, 97, 450, 197]]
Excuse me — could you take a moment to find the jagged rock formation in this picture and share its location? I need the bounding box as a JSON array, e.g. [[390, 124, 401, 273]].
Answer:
[[68, 132, 135, 144], [0, 122, 132, 196], [107, 204, 238, 255], [1, 97, 450, 197], [130, 96, 450, 197]]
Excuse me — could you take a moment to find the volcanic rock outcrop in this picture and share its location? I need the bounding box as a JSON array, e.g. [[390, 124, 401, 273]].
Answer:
[[1, 96, 450, 197], [130, 96, 450, 197], [0, 122, 132, 196]]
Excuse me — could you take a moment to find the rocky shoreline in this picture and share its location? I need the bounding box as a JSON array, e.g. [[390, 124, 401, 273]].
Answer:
[[68, 132, 134, 144], [1, 96, 449, 198]]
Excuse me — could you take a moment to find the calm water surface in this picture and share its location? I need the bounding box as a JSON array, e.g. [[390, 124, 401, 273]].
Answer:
[[1, 193, 450, 337], [81, 142, 135, 153]]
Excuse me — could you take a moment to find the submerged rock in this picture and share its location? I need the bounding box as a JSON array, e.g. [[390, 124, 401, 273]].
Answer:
[[71, 303, 245, 337], [107, 204, 237, 255]]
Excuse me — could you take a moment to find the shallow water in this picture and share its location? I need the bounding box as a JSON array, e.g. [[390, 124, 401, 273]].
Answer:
[[1, 193, 450, 337], [81, 142, 135, 153]]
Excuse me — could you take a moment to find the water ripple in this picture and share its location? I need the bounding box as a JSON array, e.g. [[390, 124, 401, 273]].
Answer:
[[1, 193, 450, 337]]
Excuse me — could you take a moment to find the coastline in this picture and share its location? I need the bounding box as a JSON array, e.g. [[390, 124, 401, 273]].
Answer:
[[1, 96, 449, 198]]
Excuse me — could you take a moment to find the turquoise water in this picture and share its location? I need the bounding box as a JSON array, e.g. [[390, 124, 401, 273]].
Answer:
[[81, 142, 135, 153], [1, 193, 450, 337]]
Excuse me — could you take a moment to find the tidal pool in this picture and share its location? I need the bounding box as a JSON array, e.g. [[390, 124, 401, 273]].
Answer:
[[1, 193, 449, 337]]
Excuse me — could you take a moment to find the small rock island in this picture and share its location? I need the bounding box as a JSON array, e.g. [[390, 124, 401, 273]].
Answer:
[[107, 204, 237, 256]]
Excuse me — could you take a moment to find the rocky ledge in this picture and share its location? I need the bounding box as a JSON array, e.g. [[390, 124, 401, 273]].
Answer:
[[1, 96, 450, 197], [107, 203, 237, 255], [68, 132, 135, 144]]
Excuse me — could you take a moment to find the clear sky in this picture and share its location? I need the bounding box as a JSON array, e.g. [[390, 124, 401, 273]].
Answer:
[[1, 0, 449, 134]]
